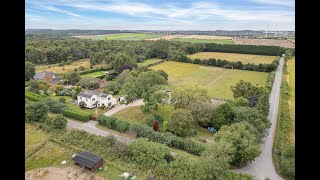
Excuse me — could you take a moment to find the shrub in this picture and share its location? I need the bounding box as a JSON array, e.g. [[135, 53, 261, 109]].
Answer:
[[46, 114, 67, 129], [115, 120, 130, 132], [63, 108, 90, 122]]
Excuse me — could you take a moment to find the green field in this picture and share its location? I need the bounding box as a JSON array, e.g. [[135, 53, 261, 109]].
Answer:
[[137, 58, 163, 67], [80, 71, 106, 77], [187, 52, 278, 64], [112, 105, 174, 124], [77, 33, 164, 40], [150, 61, 269, 99], [171, 38, 234, 44], [288, 58, 295, 119]]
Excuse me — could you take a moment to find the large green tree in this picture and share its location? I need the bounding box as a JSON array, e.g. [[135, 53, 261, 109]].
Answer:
[[168, 109, 194, 137], [188, 101, 215, 127], [26, 101, 49, 122], [210, 103, 235, 129], [214, 122, 261, 166], [233, 107, 270, 142], [46, 114, 67, 129], [25, 62, 36, 81], [122, 71, 167, 99], [63, 72, 80, 85], [78, 77, 100, 89], [231, 80, 264, 99], [171, 83, 209, 109], [141, 85, 168, 112]]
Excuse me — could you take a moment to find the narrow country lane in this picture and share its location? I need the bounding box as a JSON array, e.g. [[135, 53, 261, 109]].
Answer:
[[66, 99, 144, 144], [233, 56, 285, 180]]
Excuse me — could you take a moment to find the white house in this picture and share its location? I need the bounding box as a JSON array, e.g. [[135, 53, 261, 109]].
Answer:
[[77, 90, 117, 109]]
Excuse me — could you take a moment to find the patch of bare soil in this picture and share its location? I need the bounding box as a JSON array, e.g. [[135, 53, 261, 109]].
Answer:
[[234, 38, 295, 48], [25, 166, 105, 180]]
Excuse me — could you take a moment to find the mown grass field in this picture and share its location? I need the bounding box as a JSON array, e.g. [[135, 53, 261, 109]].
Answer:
[[76, 33, 163, 40], [35, 59, 103, 74], [137, 58, 163, 67], [171, 38, 234, 44], [112, 105, 174, 124], [80, 70, 106, 77], [187, 52, 278, 64], [150, 61, 268, 99]]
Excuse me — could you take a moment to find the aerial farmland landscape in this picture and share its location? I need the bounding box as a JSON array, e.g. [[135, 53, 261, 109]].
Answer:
[[25, 0, 295, 180]]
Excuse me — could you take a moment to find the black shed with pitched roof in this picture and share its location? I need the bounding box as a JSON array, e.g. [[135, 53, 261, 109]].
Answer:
[[72, 152, 104, 171]]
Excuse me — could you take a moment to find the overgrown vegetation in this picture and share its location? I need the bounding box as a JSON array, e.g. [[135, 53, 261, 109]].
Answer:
[[274, 58, 295, 180]]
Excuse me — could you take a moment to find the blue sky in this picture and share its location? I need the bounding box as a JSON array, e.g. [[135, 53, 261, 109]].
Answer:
[[25, 0, 295, 30]]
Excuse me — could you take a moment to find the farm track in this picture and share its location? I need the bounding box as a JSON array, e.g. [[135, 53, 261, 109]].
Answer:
[[233, 56, 285, 180]]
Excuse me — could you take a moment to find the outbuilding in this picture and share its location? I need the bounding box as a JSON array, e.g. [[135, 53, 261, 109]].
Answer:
[[72, 152, 104, 172]]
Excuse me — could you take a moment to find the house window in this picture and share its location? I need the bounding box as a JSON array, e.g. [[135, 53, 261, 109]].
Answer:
[[80, 97, 82, 100], [92, 98, 95, 101], [108, 97, 111, 100], [86, 99, 88, 102], [108, 102, 112, 106]]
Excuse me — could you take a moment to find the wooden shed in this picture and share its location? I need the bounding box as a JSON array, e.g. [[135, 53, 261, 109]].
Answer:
[[72, 152, 104, 172]]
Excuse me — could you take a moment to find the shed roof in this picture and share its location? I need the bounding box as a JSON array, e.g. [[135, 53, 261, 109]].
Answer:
[[72, 152, 103, 169], [33, 71, 55, 79], [105, 70, 117, 75]]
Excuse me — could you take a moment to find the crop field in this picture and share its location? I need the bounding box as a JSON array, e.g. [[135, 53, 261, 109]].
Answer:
[[187, 52, 278, 64], [74, 33, 163, 40], [150, 61, 268, 99], [171, 38, 234, 44], [35, 59, 103, 74], [234, 37, 295, 48], [80, 70, 105, 77], [180, 35, 233, 40], [137, 58, 163, 67]]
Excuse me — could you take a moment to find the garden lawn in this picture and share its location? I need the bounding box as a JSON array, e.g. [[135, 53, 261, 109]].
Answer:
[[112, 105, 174, 125], [137, 58, 163, 67], [150, 61, 268, 99], [171, 38, 234, 44], [80, 71, 106, 77], [187, 52, 278, 64]]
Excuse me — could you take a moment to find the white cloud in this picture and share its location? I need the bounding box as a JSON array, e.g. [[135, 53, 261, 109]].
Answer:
[[40, 5, 80, 17], [250, 0, 295, 7]]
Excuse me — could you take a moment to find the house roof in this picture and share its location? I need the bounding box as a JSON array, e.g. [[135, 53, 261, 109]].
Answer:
[[78, 90, 108, 98], [72, 152, 103, 169], [33, 71, 55, 79]]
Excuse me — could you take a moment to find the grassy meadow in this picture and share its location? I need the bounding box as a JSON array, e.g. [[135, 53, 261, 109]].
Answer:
[[76, 33, 163, 41], [150, 61, 268, 99], [171, 38, 234, 44], [80, 70, 106, 77], [35, 59, 104, 74], [187, 52, 278, 64], [137, 58, 163, 67]]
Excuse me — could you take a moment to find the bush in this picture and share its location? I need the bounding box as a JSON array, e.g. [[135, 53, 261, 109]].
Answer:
[[44, 98, 69, 114], [25, 91, 45, 101], [63, 108, 91, 122], [46, 114, 67, 129], [115, 120, 130, 132]]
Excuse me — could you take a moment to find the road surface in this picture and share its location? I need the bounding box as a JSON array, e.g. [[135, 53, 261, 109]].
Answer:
[[233, 56, 285, 180], [66, 99, 144, 144]]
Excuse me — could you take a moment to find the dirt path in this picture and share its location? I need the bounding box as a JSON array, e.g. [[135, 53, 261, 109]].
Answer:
[[233, 56, 285, 180], [25, 166, 104, 180]]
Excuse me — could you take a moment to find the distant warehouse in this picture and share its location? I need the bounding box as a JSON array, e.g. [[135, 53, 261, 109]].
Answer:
[[72, 152, 104, 171]]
